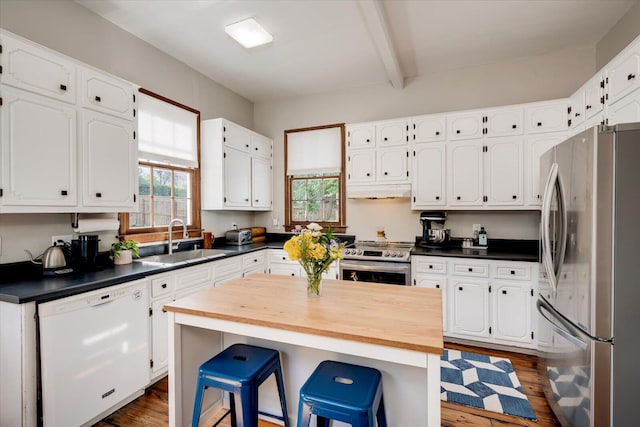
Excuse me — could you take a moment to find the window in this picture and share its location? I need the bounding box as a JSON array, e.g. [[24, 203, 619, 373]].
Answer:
[[120, 89, 201, 241], [284, 124, 346, 232]]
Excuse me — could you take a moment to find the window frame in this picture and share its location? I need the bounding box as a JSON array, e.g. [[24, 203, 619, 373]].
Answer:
[[119, 88, 201, 243], [284, 123, 346, 233]]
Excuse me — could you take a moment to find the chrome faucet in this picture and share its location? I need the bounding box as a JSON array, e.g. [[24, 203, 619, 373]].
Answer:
[[168, 218, 187, 254]]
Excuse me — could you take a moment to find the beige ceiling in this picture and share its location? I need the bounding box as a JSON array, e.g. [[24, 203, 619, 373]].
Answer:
[[76, 0, 638, 103]]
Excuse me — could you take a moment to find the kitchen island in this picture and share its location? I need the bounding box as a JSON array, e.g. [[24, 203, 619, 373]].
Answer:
[[164, 273, 443, 426]]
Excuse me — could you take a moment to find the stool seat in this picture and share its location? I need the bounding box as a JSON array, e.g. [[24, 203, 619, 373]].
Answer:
[[192, 343, 289, 427], [297, 360, 387, 427]]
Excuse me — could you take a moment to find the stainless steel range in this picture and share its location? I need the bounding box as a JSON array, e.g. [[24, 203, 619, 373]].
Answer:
[[339, 241, 413, 286]]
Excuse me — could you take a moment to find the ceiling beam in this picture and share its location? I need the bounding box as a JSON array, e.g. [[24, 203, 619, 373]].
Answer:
[[357, 0, 404, 89]]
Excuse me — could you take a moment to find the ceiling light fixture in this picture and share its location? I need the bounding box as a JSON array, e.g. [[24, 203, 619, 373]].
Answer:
[[225, 18, 273, 49]]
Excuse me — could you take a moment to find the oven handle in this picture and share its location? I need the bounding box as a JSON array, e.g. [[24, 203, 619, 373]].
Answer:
[[339, 260, 410, 273]]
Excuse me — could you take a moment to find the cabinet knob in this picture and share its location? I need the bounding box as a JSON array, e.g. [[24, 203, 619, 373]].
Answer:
[[59, 84, 67, 91], [428, 265, 433, 269], [537, 194, 541, 199], [366, 173, 371, 177], [435, 196, 440, 200], [162, 284, 167, 289], [435, 131, 440, 136], [384, 137, 388, 141], [290, 273, 295, 276], [94, 96, 101, 102], [537, 122, 542, 127], [366, 139, 370, 143], [282, 257, 286, 260], [502, 290, 507, 294], [244, 198, 249, 202], [60, 190, 68, 196], [255, 199, 259, 203], [456, 130, 461, 134], [245, 144, 249, 148], [512, 195, 517, 199], [586, 105, 592, 110], [384, 172, 388, 175], [96, 192, 102, 198], [456, 196, 461, 200], [255, 147, 258, 151], [162, 308, 167, 313], [254, 259, 258, 262], [436, 284, 440, 289], [468, 267, 473, 272], [510, 270, 516, 275], [628, 73, 636, 80], [458, 286, 463, 291], [512, 124, 517, 129]]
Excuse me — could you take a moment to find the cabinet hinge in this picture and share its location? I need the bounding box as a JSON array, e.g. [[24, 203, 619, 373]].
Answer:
[[482, 145, 488, 152], [0, 65, 2, 74], [413, 150, 416, 156], [149, 307, 153, 316], [489, 326, 492, 335], [133, 108, 136, 118], [489, 285, 492, 293], [0, 97, 2, 106], [0, 44, 2, 54], [133, 194, 137, 203], [413, 196, 416, 202], [600, 80, 605, 89], [348, 155, 350, 161], [484, 195, 488, 202], [224, 196, 227, 202], [413, 278, 416, 285], [223, 152, 226, 158], [531, 289, 534, 297], [348, 173, 351, 180], [567, 106, 572, 114], [133, 93, 136, 103], [482, 116, 487, 123], [531, 331, 534, 339], [133, 131, 136, 140], [406, 171, 409, 177], [150, 359, 154, 368], [406, 151, 409, 158], [0, 188, 3, 197], [568, 119, 572, 127], [406, 135, 408, 142]]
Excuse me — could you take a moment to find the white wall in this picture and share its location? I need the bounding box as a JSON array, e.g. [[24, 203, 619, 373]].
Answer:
[[596, 1, 640, 70], [0, 0, 254, 263], [254, 47, 595, 241]]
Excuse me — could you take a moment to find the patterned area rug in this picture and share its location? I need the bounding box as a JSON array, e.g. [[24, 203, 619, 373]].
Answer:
[[440, 349, 537, 420]]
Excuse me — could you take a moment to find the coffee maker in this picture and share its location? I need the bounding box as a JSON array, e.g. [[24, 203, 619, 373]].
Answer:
[[71, 235, 101, 271], [419, 211, 451, 248]]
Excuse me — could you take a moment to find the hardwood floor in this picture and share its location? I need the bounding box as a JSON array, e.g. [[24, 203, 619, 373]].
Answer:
[[94, 343, 559, 427]]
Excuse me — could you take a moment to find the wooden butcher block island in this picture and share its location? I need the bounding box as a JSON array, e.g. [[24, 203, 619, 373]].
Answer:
[[165, 274, 444, 426]]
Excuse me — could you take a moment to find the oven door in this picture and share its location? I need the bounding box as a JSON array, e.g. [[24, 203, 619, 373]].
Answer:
[[339, 260, 410, 286]]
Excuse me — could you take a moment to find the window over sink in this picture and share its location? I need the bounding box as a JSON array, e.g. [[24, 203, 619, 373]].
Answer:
[[119, 88, 201, 242]]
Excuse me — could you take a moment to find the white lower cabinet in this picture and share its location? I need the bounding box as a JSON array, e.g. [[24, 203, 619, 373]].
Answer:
[[412, 255, 537, 350], [268, 248, 338, 279], [242, 251, 267, 277]]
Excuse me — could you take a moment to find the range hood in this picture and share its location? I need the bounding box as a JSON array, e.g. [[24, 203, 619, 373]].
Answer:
[[347, 185, 411, 199]]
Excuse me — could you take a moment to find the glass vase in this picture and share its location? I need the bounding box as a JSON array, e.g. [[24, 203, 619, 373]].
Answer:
[[307, 272, 322, 297]]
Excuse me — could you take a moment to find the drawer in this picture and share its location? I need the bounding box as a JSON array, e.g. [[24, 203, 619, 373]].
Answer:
[[243, 251, 266, 269], [175, 265, 213, 291], [151, 274, 174, 298], [269, 249, 292, 264], [494, 263, 532, 281], [269, 264, 301, 277], [413, 256, 448, 274], [214, 256, 243, 281], [451, 260, 490, 278]]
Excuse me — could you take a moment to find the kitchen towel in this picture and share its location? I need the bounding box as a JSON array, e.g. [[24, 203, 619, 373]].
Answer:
[[72, 218, 120, 233]]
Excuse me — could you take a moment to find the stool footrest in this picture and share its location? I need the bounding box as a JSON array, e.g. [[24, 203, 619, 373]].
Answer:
[[258, 410, 286, 422], [211, 408, 231, 427]]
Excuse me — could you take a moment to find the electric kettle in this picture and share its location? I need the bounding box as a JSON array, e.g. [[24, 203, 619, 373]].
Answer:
[[25, 242, 73, 276]]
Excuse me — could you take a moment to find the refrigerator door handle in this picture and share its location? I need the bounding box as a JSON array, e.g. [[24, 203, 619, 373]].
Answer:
[[541, 163, 559, 291], [537, 298, 614, 345]]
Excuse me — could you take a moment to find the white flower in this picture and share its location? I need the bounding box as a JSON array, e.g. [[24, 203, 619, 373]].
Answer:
[[307, 223, 323, 233]]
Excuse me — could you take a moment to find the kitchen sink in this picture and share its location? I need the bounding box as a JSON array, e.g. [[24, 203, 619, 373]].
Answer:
[[134, 249, 232, 266]]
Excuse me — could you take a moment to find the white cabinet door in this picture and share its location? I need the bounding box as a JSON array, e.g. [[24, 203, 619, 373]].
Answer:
[[252, 156, 272, 209], [607, 39, 640, 105], [447, 140, 483, 206], [414, 276, 448, 332], [250, 133, 272, 159], [492, 282, 531, 344], [376, 119, 408, 147], [80, 67, 134, 120], [223, 120, 251, 152], [450, 279, 490, 338], [448, 111, 484, 140], [411, 114, 446, 142], [377, 148, 408, 183], [0, 33, 76, 104], [568, 87, 585, 129], [1, 87, 77, 207], [151, 296, 172, 374], [269, 264, 301, 277], [484, 138, 524, 206], [347, 150, 375, 184], [224, 149, 252, 208], [486, 107, 523, 137], [525, 134, 566, 207], [81, 110, 136, 208], [584, 74, 605, 119], [347, 124, 375, 149], [525, 101, 568, 134], [607, 87, 640, 125], [412, 143, 445, 208]]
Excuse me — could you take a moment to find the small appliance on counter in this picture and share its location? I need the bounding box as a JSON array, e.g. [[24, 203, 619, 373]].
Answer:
[[25, 242, 73, 276], [71, 235, 102, 271], [225, 228, 252, 245], [418, 211, 451, 248]]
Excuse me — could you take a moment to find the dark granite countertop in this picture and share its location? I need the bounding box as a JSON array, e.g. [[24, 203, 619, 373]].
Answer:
[[411, 238, 539, 263]]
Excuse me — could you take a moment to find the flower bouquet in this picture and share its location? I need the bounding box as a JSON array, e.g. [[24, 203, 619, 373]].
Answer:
[[283, 223, 345, 296]]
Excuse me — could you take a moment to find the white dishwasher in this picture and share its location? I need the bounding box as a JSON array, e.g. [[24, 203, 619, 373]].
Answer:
[[39, 279, 150, 427]]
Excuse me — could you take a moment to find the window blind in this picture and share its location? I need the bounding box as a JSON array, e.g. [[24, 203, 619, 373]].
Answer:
[[286, 127, 342, 175], [138, 93, 198, 168]]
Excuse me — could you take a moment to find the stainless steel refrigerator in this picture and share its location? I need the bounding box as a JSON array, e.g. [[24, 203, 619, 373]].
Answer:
[[538, 123, 640, 427]]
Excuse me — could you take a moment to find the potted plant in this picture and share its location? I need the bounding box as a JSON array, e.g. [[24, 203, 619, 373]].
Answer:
[[111, 239, 139, 265]]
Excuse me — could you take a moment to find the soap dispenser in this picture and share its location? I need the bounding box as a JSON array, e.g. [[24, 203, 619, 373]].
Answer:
[[478, 227, 488, 246]]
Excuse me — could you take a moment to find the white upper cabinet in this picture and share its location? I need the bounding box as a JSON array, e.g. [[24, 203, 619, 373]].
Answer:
[[447, 140, 484, 206], [0, 32, 77, 104], [607, 85, 640, 125], [524, 133, 566, 207], [584, 73, 605, 119], [525, 100, 569, 134], [376, 147, 409, 183], [376, 119, 408, 147], [0, 86, 77, 207], [568, 86, 585, 129], [411, 114, 446, 143], [485, 107, 524, 137], [80, 67, 135, 120], [607, 38, 640, 105], [347, 123, 375, 149], [201, 118, 273, 211], [447, 111, 484, 140], [412, 143, 446, 208], [484, 137, 524, 206], [347, 150, 375, 184], [81, 110, 136, 208]]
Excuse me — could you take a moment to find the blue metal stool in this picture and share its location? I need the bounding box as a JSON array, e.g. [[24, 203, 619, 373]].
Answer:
[[297, 360, 387, 427], [191, 343, 290, 427]]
